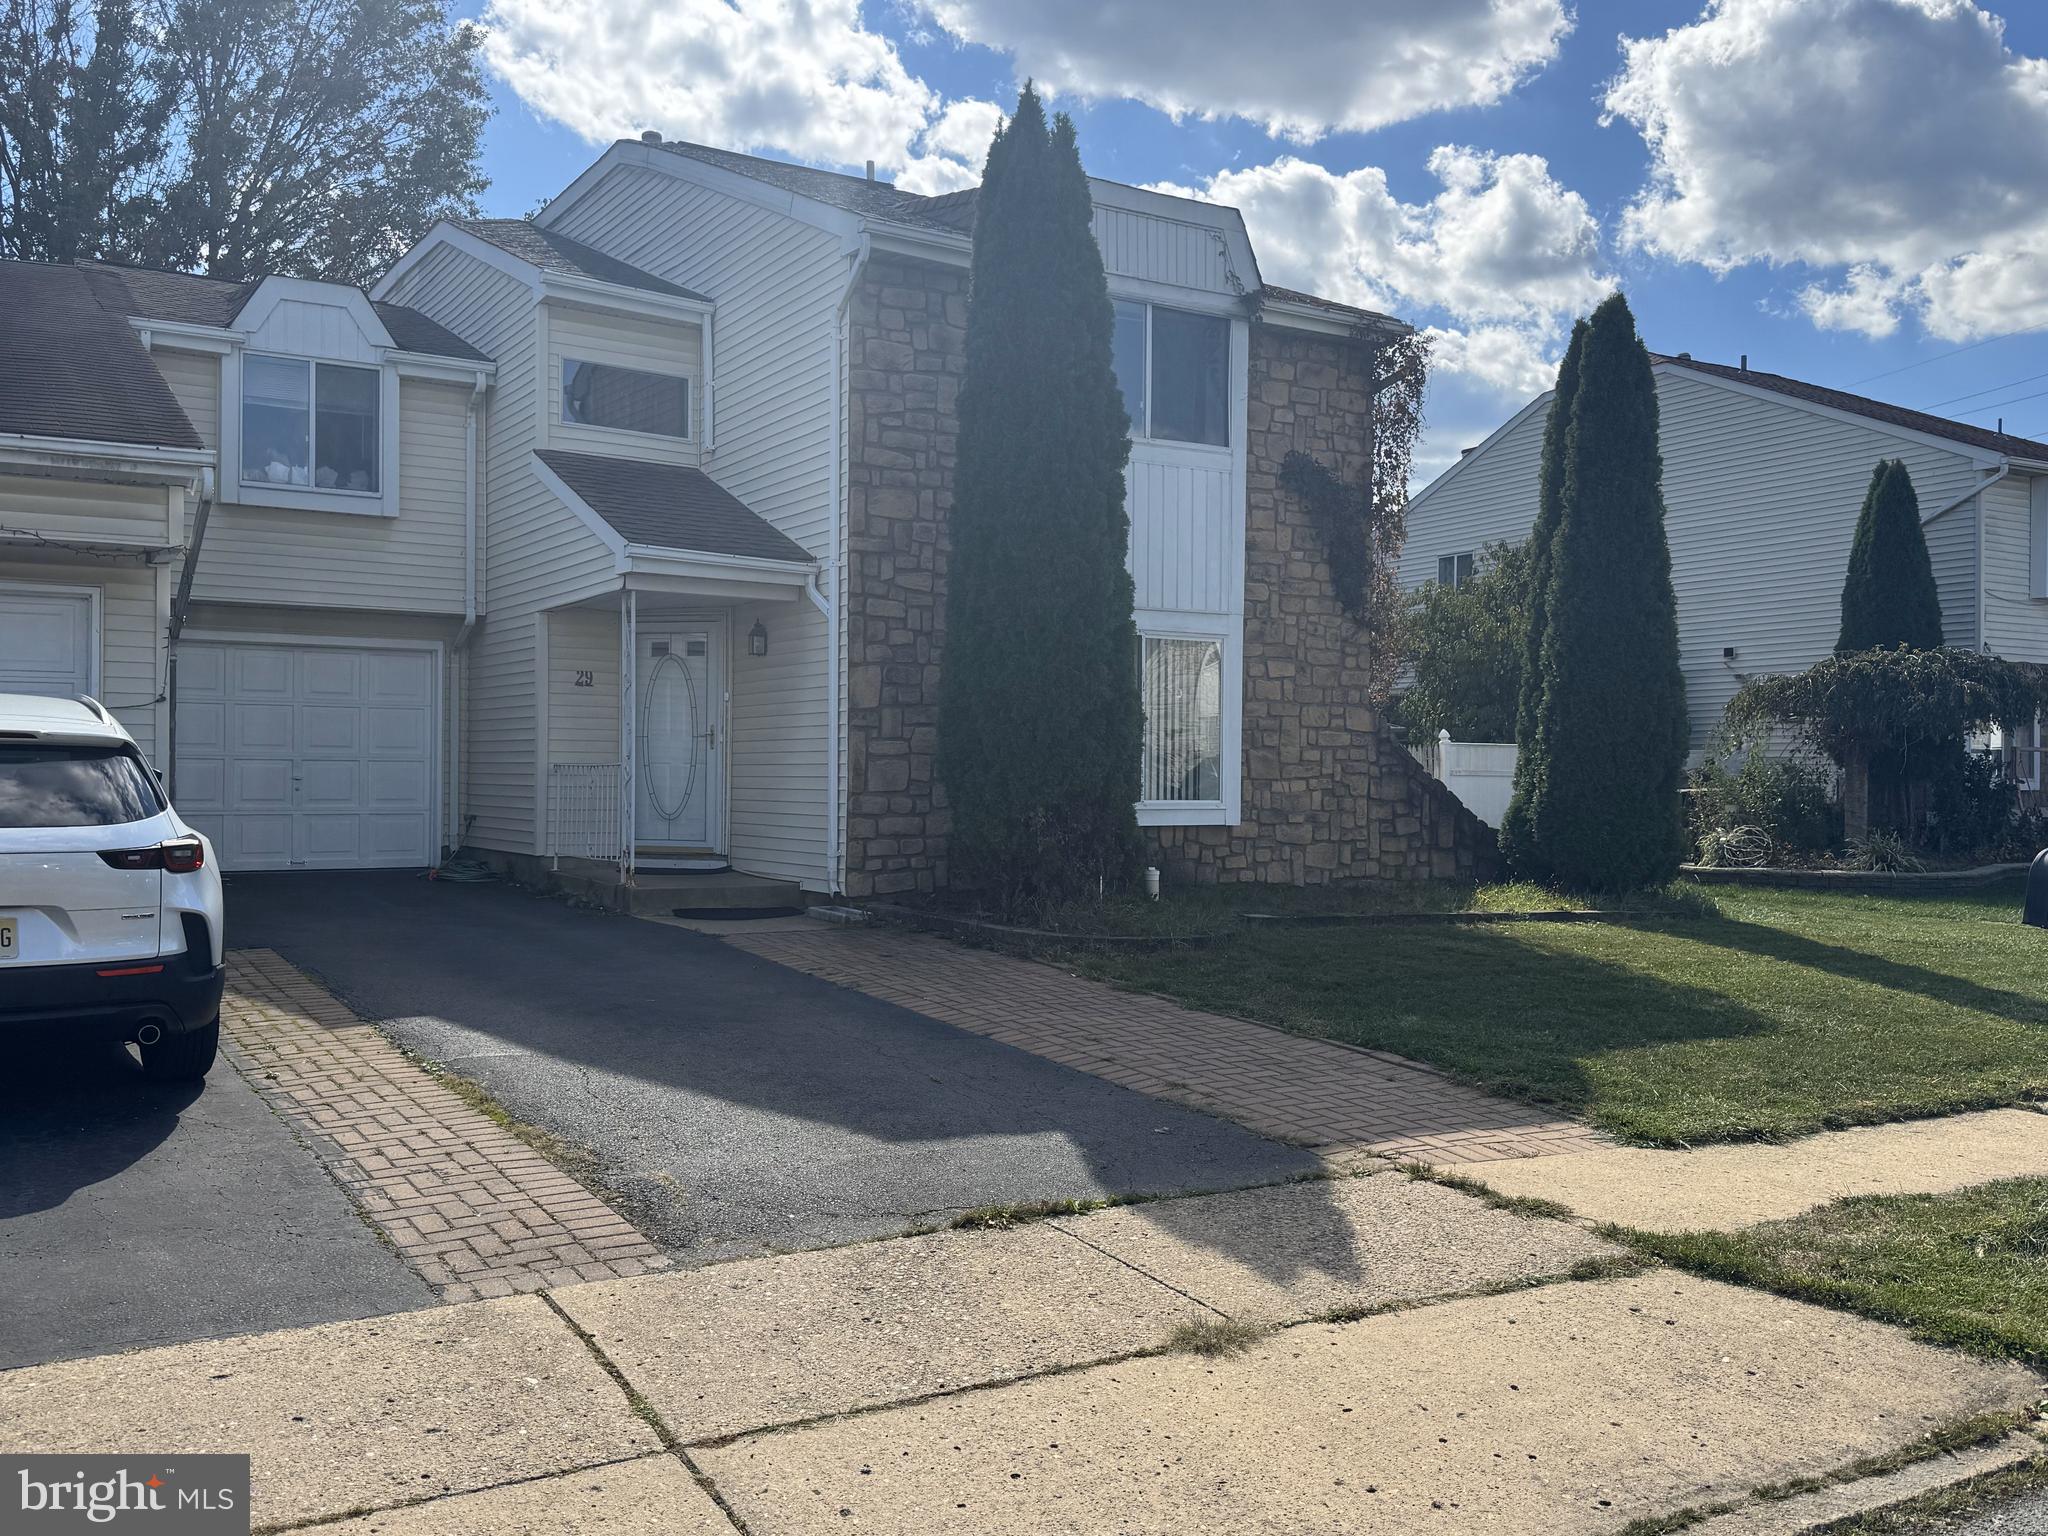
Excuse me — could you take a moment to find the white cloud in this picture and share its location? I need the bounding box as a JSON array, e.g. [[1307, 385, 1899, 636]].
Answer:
[[1155, 149, 1606, 397], [484, 0, 959, 182], [918, 0, 1570, 141], [894, 99, 1005, 195], [1606, 0, 2048, 339]]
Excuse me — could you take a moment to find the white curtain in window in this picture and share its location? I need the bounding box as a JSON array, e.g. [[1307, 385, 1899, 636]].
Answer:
[[1141, 636, 1223, 803]]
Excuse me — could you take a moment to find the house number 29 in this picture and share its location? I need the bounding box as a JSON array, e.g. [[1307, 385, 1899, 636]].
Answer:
[[573, 670, 594, 688]]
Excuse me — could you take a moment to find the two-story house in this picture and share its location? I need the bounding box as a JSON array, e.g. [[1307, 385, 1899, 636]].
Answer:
[[0, 257, 491, 871], [1402, 356, 2048, 780], [377, 135, 1490, 898]]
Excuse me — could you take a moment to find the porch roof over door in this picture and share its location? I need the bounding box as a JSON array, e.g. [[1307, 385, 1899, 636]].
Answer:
[[535, 450, 813, 567]]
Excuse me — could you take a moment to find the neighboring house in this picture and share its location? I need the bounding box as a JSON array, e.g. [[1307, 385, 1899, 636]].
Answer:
[[1402, 355, 2048, 776], [0, 257, 492, 870], [377, 135, 1490, 895]]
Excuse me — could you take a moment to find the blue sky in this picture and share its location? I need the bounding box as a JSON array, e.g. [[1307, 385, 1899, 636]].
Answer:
[[462, 0, 2048, 483]]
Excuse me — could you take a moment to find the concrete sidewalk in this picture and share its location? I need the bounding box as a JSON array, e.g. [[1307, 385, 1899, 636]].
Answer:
[[4, 1169, 2040, 1535]]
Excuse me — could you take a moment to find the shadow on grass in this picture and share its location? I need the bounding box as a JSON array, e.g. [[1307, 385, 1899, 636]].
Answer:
[[1652, 914, 2048, 1029], [1078, 922, 1781, 1119]]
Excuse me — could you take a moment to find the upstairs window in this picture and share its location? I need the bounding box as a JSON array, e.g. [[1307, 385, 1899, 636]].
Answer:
[[562, 359, 691, 439], [241, 355, 381, 494], [1139, 635, 1224, 804], [1111, 301, 1229, 448], [1437, 552, 1475, 589]]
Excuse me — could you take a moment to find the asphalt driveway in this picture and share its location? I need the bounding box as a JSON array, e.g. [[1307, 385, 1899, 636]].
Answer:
[[0, 1038, 430, 1370], [228, 872, 1318, 1263]]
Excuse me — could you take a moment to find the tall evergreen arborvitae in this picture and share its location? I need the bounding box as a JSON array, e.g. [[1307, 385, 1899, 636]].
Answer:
[[1497, 319, 1586, 878], [936, 86, 1143, 911], [1837, 460, 1943, 653], [1513, 293, 1689, 889]]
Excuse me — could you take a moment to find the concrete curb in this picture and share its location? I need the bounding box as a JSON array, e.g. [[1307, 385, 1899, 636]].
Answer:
[[1682, 1429, 2046, 1535]]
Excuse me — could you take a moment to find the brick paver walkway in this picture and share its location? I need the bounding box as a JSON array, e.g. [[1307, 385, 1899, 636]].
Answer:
[[221, 950, 669, 1302], [723, 926, 1604, 1164]]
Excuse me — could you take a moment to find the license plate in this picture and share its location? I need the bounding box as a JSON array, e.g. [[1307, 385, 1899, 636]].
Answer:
[[0, 917, 15, 961]]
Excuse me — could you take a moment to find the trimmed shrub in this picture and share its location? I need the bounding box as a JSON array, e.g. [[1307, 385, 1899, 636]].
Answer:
[[935, 85, 1144, 912], [1498, 319, 1585, 878], [1506, 294, 1690, 890], [1838, 459, 1944, 654]]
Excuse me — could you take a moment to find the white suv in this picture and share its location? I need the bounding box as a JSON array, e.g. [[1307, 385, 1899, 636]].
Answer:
[[0, 694, 225, 1080]]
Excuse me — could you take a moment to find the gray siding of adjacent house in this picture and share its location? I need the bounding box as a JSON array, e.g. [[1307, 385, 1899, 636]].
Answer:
[[1402, 368, 1996, 749]]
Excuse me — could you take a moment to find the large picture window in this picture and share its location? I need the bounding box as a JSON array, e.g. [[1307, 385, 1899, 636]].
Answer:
[[562, 359, 691, 439], [240, 355, 381, 493], [1140, 635, 1223, 804], [1111, 301, 1229, 448]]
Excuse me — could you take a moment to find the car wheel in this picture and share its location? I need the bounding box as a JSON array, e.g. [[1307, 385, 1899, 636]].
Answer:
[[139, 1017, 219, 1082]]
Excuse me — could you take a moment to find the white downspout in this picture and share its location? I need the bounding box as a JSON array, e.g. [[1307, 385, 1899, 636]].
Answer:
[[450, 370, 487, 855], [823, 233, 871, 896]]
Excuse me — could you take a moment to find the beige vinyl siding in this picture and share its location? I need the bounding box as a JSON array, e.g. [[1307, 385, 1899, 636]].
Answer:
[[545, 607, 620, 762], [546, 163, 847, 887], [190, 376, 470, 613], [0, 548, 166, 757], [153, 347, 221, 447], [1982, 472, 2048, 662], [380, 243, 621, 853], [727, 597, 829, 884], [546, 165, 845, 559], [544, 306, 702, 466], [0, 472, 178, 549], [1403, 369, 1991, 749]]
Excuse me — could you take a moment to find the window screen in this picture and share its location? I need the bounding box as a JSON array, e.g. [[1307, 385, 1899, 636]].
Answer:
[[1437, 552, 1475, 589], [1140, 636, 1223, 803], [563, 360, 691, 438]]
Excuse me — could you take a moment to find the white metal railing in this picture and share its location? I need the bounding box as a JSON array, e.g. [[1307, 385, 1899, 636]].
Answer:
[[548, 762, 624, 863]]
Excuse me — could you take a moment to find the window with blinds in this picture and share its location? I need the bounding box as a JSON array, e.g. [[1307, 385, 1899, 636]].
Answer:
[[1139, 635, 1223, 803]]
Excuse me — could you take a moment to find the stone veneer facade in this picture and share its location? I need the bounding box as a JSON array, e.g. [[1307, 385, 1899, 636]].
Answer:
[[841, 254, 1494, 898]]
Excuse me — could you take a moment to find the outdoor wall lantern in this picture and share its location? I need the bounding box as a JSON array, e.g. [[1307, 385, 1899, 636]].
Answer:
[[749, 620, 769, 657]]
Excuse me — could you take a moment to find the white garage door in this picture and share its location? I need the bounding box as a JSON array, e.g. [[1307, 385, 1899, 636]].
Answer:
[[0, 585, 96, 699], [175, 640, 437, 871]]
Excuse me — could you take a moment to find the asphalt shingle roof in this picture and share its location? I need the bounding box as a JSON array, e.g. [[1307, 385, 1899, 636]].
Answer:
[[0, 261, 204, 450], [79, 260, 490, 362], [1260, 283, 1407, 331], [537, 449, 812, 564], [456, 219, 709, 301], [1656, 354, 2048, 463], [639, 139, 980, 234]]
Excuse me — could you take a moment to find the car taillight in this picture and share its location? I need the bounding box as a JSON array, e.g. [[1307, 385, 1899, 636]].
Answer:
[[98, 838, 206, 873]]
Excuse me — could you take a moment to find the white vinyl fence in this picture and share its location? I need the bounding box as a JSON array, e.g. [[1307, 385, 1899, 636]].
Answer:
[[1408, 730, 1518, 828]]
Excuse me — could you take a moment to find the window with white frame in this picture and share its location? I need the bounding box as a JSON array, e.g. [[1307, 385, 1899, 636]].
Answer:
[[1139, 635, 1224, 804], [1111, 301, 1229, 448], [562, 359, 691, 439], [2004, 714, 2043, 792], [240, 354, 381, 493], [1436, 552, 1475, 589]]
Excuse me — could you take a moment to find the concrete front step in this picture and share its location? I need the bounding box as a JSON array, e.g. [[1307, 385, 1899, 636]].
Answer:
[[542, 858, 806, 917]]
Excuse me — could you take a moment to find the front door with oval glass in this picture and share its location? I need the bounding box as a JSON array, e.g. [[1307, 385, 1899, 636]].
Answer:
[[635, 629, 721, 851]]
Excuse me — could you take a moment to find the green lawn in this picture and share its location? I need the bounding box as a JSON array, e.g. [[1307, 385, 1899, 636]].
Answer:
[[1624, 1178, 2048, 1369], [1067, 879, 2048, 1144]]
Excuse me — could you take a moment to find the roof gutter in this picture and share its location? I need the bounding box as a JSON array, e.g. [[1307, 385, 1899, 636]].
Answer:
[[811, 232, 875, 896], [164, 466, 216, 801], [0, 434, 212, 486]]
